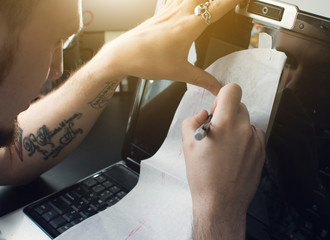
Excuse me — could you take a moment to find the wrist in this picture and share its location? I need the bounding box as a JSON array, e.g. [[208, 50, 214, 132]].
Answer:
[[192, 197, 247, 240], [87, 43, 127, 82]]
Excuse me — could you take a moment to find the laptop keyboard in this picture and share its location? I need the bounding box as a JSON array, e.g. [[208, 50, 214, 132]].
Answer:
[[23, 167, 130, 239]]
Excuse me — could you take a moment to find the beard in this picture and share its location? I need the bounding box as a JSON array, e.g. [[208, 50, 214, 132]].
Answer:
[[0, 120, 19, 148]]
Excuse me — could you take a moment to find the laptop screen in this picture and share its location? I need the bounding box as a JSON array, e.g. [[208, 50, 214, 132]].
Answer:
[[263, 17, 330, 237], [121, 79, 187, 164]]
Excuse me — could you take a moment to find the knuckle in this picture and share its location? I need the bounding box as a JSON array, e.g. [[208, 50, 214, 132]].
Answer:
[[217, 113, 234, 128], [210, 114, 234, 136], [229, 82, 242, 94], [238, 123, 254, 143], [181, 117, 191, 129]]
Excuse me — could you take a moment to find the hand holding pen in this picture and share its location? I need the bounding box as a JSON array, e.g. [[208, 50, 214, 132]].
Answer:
[[181, 83, 266, 239], [194, 114, 212, 141]]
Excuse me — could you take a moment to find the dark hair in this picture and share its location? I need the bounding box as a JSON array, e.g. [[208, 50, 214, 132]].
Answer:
[[0, 0, 40, 84]]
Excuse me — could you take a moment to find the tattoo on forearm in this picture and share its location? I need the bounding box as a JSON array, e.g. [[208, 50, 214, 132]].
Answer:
[[88, 81, 119, 109], [14, 127, 24, 162], [18, 113, 83, 161]]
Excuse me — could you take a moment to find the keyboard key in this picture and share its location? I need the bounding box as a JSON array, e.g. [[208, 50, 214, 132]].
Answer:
[[34, 203, 50, 215], [92, 184, 105, 193], [82, 193, 97, 204], [116, 191, 127, 199], [60, 195, 72, 205], [72, 200, 88, 211], [79, 207, 96, 219], [42, 210, 58, 222], [99, 190, 113, 201], [64, 192, 78, 203], [50, 216, 66, 229], [57, 223, 73, 234], [90, 199, 107, 211], [73, 185, 89, 198], [106, 196, 120, 207], [102, 180, 113, 188], [63, 210, 80, 222], [49, 198, 71, 215], [95, 175, 106, 183], [70, 217, 84, 225], [83, 178, 98, 188], [109, 185, 120, 194]]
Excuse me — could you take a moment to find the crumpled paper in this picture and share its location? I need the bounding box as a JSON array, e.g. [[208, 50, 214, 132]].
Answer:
[[56, 48, 286, 240]]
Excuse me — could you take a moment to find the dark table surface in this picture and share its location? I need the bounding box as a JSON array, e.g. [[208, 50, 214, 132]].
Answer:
[[0, 92, 135, 217]]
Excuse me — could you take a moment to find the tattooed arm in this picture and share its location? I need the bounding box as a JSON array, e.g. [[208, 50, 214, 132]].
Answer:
[[0, 60, 122, 185], [0, 0, 241, 185]]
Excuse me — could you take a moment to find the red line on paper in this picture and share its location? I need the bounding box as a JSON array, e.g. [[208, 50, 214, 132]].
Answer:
[[125, 219, 147, 240], [200, 88, 206, 105], [162, 171, 166, 185], [178, 147, 183, 158], [125, 172, 166, 239]]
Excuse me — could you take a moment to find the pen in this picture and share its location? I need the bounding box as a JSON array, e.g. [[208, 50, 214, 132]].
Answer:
[[194, 114, 212, 141]]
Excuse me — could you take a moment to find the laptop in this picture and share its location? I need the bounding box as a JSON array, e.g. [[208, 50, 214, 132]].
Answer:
[[20, 79, 187, 239]]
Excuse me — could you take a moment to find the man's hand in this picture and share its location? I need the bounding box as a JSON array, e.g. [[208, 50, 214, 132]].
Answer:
[[90, 0, 243, 95], [182, 83, 266, 239]]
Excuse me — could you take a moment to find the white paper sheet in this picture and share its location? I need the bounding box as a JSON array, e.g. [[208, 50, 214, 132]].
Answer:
[[56, 48, 286, 240]]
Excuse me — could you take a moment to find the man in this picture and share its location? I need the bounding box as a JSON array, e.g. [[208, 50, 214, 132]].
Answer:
[[0, 0, 265, 239]]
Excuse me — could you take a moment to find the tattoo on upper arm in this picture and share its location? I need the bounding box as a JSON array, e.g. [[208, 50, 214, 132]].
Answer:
[[17, 113, 83, 161], [88, 81, 119, 109]]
